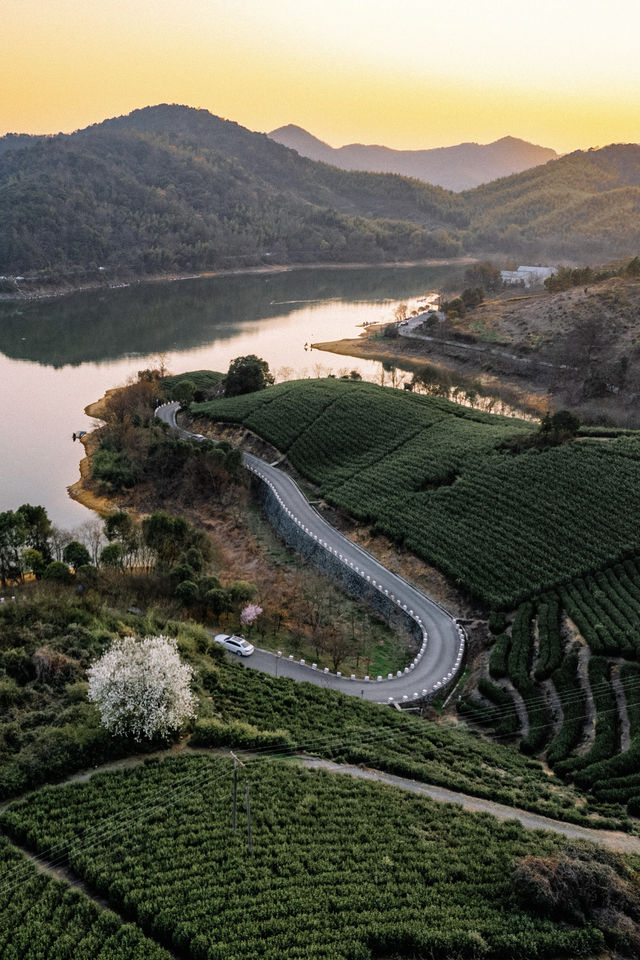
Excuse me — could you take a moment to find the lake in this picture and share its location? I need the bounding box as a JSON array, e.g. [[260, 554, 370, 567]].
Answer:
[[0, 263, 462, 530]]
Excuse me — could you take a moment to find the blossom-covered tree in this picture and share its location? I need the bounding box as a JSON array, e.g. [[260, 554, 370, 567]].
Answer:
[[240, 604, 263, 630], [87, 635, 197, 740]]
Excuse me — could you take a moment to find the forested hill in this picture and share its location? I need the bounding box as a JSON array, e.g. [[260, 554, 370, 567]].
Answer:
[[0, 104, 465, 278], [465, 144, 640, 259], [2, 104, 640, 282], [0, 133, 41, 157]]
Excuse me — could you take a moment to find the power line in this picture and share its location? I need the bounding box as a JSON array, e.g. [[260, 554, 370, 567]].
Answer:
[[0, 722, 416, 899], [2, 670, 640, 899], [461, 671, 640, 727]]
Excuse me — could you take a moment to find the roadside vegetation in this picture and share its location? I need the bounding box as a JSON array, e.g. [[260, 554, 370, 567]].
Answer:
[[0, 570, 624, 826], [78, 368, 410, 676]]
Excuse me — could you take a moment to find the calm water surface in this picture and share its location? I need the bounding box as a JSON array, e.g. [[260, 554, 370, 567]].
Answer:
[[0, 265, 464, 528]]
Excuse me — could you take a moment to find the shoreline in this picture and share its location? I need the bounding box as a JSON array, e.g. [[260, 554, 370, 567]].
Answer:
[[0, 257, 475, 303], [312, 335, 549, 417], [66, 390, 118, 515]]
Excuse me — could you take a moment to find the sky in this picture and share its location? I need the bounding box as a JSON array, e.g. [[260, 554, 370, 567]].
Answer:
[[2, 0, 640, 152]]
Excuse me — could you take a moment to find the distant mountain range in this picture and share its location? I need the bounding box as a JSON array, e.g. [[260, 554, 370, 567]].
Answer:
[[268, 125, 558, 191], [1, 104, 639, 284]]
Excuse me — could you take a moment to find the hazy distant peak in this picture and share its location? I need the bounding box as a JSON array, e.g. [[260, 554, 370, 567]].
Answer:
[[270, 123, 330, 145], [268, 124, 336, 163], [268, 124, 558, 190]]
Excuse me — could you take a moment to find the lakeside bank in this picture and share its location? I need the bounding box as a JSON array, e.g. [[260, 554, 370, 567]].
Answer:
[[312, 333, 548, 419], [0, 256, 476, 303], [67, 391, 121, 516]]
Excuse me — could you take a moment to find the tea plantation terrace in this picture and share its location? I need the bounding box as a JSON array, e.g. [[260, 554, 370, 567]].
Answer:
[[191, 378, 640, 608], [156, 400, 463, 703]]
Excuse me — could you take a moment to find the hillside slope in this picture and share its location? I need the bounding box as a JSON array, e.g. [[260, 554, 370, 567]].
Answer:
[[269, 124, 558, 191], [0, 105, 464, 277], [194, 378, 640, 607], [2, 106, 640, 281], [465, 144, 640, 259]]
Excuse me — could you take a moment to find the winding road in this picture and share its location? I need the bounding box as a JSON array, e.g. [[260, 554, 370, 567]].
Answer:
[[156, 401, 463, 704]]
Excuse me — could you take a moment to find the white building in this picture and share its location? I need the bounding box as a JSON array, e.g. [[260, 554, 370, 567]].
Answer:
[[501, 265, 556, 288]]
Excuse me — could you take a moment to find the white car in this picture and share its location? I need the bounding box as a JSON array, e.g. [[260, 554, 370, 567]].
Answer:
[[213, 634, 255, 656]]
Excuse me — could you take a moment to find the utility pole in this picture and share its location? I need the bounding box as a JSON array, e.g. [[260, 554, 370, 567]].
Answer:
[[246, 781, 252, 855], [230, 752, 245, 833], [232, 757, 238, 832]]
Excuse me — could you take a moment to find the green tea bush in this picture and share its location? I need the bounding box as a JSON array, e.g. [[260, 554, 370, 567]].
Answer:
[[191, 718, 294, 750], [194, 379, 640, 607], [547, 653, 586, 766], [0, 756, 613, 960], [0, 837, 172, 958], [489, 632, 510, 678]]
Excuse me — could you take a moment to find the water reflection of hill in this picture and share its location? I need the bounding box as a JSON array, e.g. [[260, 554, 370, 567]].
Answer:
[[0, 265, 457, 367]]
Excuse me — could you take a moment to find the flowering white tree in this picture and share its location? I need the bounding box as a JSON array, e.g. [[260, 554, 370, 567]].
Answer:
[[87, 635, 197, 740], [240, 603, 263, 630]]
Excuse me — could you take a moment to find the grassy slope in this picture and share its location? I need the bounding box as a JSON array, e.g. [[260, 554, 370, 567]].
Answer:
[[193, 379, 640, 607]]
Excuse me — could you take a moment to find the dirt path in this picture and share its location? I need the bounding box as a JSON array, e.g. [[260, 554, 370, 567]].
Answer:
[[575, 644, 596, 755], [541, 678, 564, 736], [612, 663, 632, 752], [496, 676, 529, 737], [3, 744, 638, 854]]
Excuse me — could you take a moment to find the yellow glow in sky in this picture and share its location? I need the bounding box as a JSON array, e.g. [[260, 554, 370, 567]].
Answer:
[[2, 0, 640, 152]]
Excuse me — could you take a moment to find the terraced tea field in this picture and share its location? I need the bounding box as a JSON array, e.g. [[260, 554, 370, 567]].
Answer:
[[462, 559, 640, 816], [194, 379, 640, 607], [0, 756, 621, 960]]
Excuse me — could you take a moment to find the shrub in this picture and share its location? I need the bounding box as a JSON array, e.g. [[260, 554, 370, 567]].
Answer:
[[43, 561, 73, 584], [191, 718, 294, 750], [175, 580, 199, 606]]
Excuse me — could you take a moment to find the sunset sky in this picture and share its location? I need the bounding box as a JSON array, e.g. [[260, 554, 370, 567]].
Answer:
[[3, 0, 640, 152]]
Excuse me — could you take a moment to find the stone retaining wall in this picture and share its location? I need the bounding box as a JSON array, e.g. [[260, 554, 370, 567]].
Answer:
[[252, 474, 424, 654]]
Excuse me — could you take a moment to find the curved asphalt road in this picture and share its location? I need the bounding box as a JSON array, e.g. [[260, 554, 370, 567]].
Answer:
[[156, 401, 464, 704]]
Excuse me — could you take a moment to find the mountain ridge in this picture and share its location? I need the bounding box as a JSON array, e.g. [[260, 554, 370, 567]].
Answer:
[[2, 104, 640, 284], [268, 124, 558, 191], [0, 104, 465, 280]]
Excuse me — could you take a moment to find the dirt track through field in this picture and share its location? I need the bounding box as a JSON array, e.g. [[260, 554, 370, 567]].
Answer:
[[3, 745, 639, 854]]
